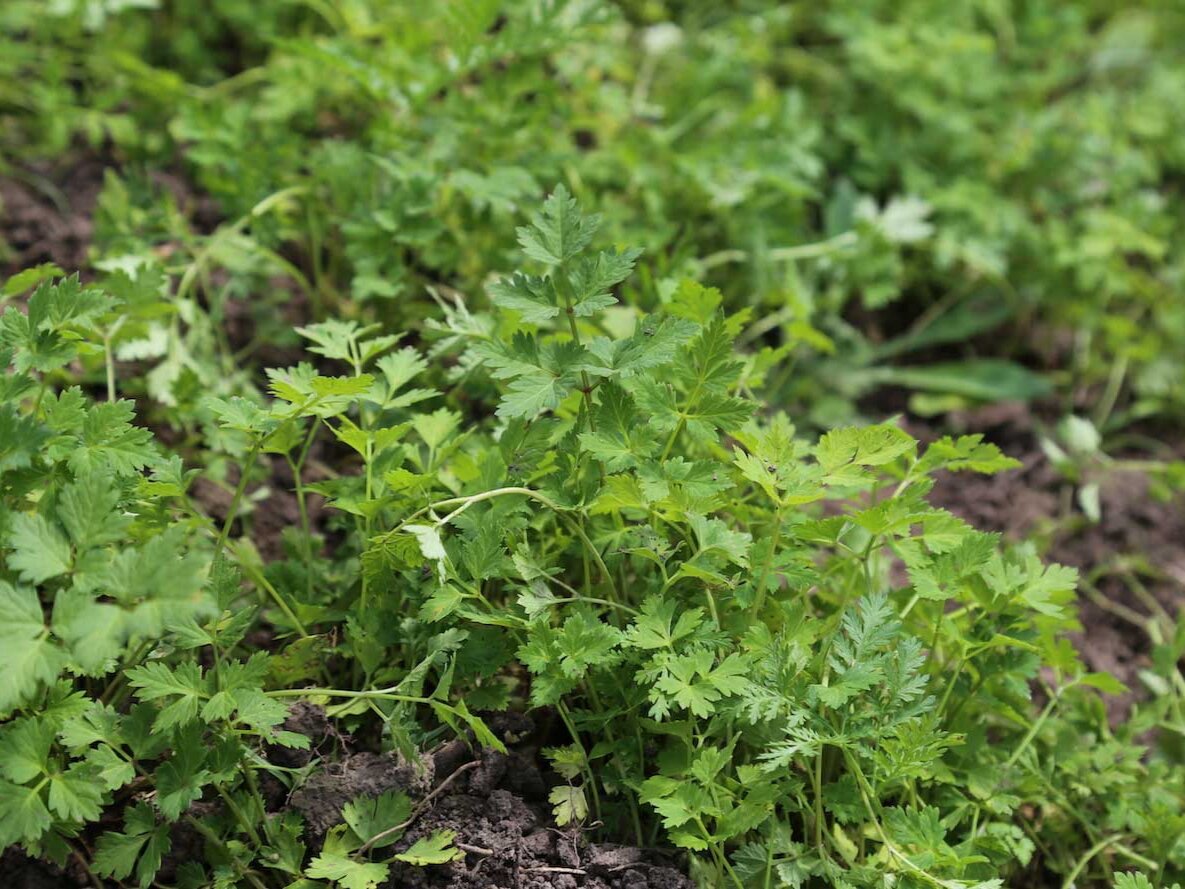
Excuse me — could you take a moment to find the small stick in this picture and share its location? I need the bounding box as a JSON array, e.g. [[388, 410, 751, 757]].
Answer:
[[457, 842, 496, 857], [358, 760, 481, 854]]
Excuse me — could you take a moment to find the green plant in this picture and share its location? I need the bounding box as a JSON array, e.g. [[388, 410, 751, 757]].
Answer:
[[22, 0, 1182, 431], [200, 188, 1173, 887], [3, 184, 1182, 888]]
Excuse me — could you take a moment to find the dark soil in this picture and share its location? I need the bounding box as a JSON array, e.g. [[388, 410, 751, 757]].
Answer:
[[291, 750, 436, 836], [0, 154, 107, 278], [0, 848, 77, 889], [915, 402, 1185, 720], [191, 453, 329, 562], [283, 717, 692, 889], [394, 751, 687, 889]]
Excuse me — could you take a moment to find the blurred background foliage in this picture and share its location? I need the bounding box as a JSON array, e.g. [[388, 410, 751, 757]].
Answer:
[[2, 0, 1184, 433]]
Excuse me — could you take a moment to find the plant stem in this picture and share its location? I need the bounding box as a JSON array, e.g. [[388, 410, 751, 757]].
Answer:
[[213, 442, 261, 560], [1006, 684, 1070, 768], [232, 544, 311, 638], [1060, 835, 1123, 889], [752, 501, 784, 614], [813, 750, 825, 850], [556, 701, 602, 823]]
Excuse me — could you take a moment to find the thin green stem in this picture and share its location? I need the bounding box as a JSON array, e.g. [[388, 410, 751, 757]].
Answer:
[[845, 751, 948, 888], [231, 543, 311, 638], [1006, 684, 1072, 768], [556, 274, 597, 432], [1060, 835, 1123, 889], [696, 230, 858, 271], [216, 784, 263, 848], [752, 501, 785, 614], [813, 750, 825, 851], [213, 442, 262, 560], [103, 322, 122, 403]]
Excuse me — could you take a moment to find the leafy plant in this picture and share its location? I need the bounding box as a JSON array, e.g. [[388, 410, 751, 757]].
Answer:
[[3, 127, 1183, 889]]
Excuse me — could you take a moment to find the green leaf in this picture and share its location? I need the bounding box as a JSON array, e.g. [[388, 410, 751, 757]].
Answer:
[[678, 317, 744, 395], [498, 369, 570, 418], [1078, 672, 1126, 696], [0, 404, 49, 474], [578, 383, 654, 471], [93, 830, 150, 882], [816, 424, 915, 485], [7, 513, 72, 584], [918, 434, 1021, 474], [653, 650, 750, 718], [870, 360, 1051, 402], [87, 744, 136, 791], [154, 728, 209, 821], [0, 582, 47, 639], [549, 785, 589, 826], [0, 718, 54, 783], [568, 247, 641, 312], [394, 829, 464, 865], [627, 598, 703, 650], [306, 851, 389, 889], [489, 272, 558, 323], [3, 263, 66, 297], [587, 315, 699, 378], [0, 583, 62, 713], [0, 779, 53, 845], [68, 400, 158, 477], [127, 662, 208, 731], [516, 184, 599, 266], [342, 789, 412, 849], [58, 475, 131, 549], [48, 763, 104, 822]]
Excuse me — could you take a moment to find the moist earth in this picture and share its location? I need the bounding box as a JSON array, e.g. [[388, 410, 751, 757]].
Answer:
[[281, 709, 691, 889], [0, 155, 106, 278], [375, 749, 692, 889], [282, 706, 691, 888]]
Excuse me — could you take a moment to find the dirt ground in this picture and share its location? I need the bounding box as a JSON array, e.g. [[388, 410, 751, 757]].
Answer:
[[0, 155, 107, 278], [291, 713, 694, 889]]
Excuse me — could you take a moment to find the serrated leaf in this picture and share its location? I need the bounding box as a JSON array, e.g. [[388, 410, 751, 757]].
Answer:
[[47, 763, 104, 822], [489, 271, 558, 323], [93, 830, 150, 882], [0, 718, 54, 783], [817, 424, 915, 474], [57, 475, 131, 549], [127, 662, 208, 731], [549, 785, 589, 826], [342, 789, 412, 849], [516, 184, 599, 265], [394, 829, 464, 865], [306, 851, 389, 889], [0, 779, 53, 845], [7, 513, 72, 584]]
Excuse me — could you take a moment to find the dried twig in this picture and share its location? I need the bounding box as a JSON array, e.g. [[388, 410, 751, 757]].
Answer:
[[358, 760, 481, 854], [456, 842, 496, 857]]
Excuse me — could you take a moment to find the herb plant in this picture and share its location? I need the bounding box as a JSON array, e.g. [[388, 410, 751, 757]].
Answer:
[[3, 2, 1185, 882]]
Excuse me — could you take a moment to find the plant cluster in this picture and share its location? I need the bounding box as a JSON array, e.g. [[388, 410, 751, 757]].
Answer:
[[2, 190, 1182, 889], [3, 2, 1185, 888]]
